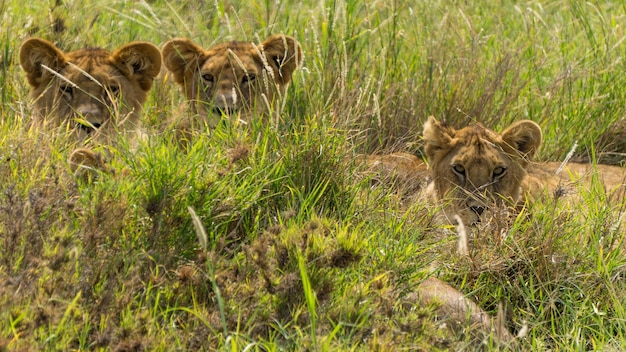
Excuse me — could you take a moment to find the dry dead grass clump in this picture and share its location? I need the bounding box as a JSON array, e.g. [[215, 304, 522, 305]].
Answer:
[[145, 217, 366, 348], [0, 136, 78, 272], [0, 129, 157, 349]]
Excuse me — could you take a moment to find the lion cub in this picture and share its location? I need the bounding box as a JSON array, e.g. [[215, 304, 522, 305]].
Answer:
[[162, 35, 302, 138], [19, 37, 162, 174], [422, 116, 626, 225]]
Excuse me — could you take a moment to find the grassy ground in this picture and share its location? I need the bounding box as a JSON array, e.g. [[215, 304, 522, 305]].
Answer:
[[2, 0, 626, 350]]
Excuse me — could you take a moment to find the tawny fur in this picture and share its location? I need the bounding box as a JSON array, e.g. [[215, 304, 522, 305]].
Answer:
[[360, 152, 516, 344], [423, 116, 626, 225], [410, 277, 515, 344], [161, 35, 302, 139], [19, 37, 162, 175], [360, 152, 429, 194], [20, 37, 161, 144]]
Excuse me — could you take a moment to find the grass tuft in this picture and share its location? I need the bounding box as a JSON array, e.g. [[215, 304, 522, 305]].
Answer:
[[3, 0, 626, 350]]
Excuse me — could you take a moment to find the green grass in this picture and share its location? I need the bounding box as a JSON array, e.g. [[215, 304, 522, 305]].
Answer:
[[2, 0, 626, 350]]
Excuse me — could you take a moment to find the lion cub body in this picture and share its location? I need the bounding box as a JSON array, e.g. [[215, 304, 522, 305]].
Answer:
[[162, 35, 302, 136], [361, 152, 429, 194], [423, 116, 626, 225]]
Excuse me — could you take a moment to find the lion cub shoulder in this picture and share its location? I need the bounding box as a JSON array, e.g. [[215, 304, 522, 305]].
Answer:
[[360, 152, 429, 195]]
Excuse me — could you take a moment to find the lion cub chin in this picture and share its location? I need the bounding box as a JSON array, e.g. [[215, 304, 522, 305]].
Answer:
[[161, 35, 302, 142], [19, 37, 162, 178]]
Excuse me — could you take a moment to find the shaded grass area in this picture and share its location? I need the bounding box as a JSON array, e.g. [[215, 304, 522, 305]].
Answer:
[[2, 0, 626, 350]]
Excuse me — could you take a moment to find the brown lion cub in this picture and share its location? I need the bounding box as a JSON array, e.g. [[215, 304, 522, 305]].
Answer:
[[162, 35, 302, 136], [360, 152, 429, 195], [19, 37, 162, 173], [423, 116, 626, 225]]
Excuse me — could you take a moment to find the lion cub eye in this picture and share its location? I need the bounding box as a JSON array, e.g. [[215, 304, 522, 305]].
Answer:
[[59, 85, 73, 101], [104, 85, 120, 104], [202, 73, 214, 83], [493, 166, 507, 179], [107, 85, 120, 98], [452, 164, 466, 176], [241, 73, 256, 85]]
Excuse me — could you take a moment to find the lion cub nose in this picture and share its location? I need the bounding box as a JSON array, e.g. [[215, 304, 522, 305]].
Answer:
[[78, 122, 102, 133], [212, 106, 230, 116], [470, 205, 485, 216]]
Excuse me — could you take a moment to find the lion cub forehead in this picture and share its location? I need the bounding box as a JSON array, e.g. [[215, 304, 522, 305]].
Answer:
[[456, 124, 499, 141], [450, 126, 509, 164], [454, 125, 501, 148], [201, 55, 258, 72], [209, 41, 257, 51], [62, 70, 121, 89], [206, 41, 259, 59], [65, 48, 113, 68], [202, 44, 261, 73], [61, 65, 123, 88], [452, 142, 506, 167], [63, 49, 125, 79]]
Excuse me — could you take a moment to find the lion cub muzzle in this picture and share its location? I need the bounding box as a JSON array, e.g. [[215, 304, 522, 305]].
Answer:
[[210, 90, 241, 116], [468, 204, 486, 217], [73, 101, 106, 133], [77, 122, 100, 134], [460, 194, 489, 225]]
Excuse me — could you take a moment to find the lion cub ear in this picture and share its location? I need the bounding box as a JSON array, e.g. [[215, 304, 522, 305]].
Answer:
[[501, 120, 542, 161], [162, 39, 205, 85], [112, 42, 162, 92], [260, 35, 303, 84], [422, 116, 455, 163], [19, 38, 67, 88]]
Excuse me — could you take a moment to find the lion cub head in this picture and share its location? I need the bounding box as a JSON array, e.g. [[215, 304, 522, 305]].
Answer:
[[423, 116, 542, 225], [162, 35, 302, 128], [19, 38, 162, 143]]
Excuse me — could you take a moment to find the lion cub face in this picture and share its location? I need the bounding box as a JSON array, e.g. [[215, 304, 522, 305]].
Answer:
[[423, 116, 542, 225], [162, 35, 302, 127], [20, 38, 161, 143]]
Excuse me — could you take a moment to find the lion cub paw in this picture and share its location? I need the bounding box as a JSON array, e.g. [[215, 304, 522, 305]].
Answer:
[[69, 148, 111, 180]]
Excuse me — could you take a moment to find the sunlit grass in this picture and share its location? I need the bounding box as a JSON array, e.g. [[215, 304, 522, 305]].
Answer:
[[2, 0, 626, 350]]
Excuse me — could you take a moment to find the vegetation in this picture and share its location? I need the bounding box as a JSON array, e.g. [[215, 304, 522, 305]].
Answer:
[[2, 0, 626, 350]]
